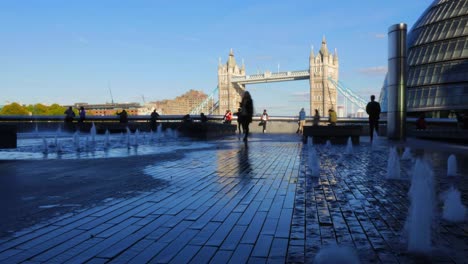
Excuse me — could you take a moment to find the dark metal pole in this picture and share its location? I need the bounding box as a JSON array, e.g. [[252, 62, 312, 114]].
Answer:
[[387, 23, 407, 140]]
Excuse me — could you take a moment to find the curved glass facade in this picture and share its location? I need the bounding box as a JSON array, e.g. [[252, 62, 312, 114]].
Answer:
[[381, 0, 468, 117]]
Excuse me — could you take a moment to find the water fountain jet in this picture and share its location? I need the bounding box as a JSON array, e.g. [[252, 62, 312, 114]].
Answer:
[[447, 154, 457, 176], [401, 147, 412, 160], [386, 147, 401, 179], [345, 137, 353, 154], [308, 147, 320, 177], [442, 187, 466, 222], [406, 158, 434, 253]]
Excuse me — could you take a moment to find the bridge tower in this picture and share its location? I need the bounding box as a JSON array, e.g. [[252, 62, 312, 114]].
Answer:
[[217, 49, 246, 114], [309, 36, 339, 116]]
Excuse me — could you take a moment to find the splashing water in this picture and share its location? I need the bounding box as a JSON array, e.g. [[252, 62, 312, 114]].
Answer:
[[126, 127, 131, 148], [401, 147, 412, 160], [56, 141, 62, 153], [325, 140, 331, 148], [371, 130, 379, 150], [42, 138, 48, 154], [386, 147, 401, 179], [73, 132, 80, 151], [156, 125, 163, 140], [442, 187, 466, 222], [166, 128, 173, 138], [90, 123, 96, 144], [307, 136, 313, 147], [345, 137, 353, 154], [314, 245, 360, 264], [308, 147, 320, 177], [447, 154, 457, 176], [406, 158, 435, 253], [105, 129, 110, 147]]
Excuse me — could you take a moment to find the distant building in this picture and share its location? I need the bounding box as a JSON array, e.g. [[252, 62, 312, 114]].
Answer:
[[380, 0, 468, 118], [337, 105, 345, 117], [356, 109, 365, 118], [151, 90, 208, 114], [73, 103, 140, 116]]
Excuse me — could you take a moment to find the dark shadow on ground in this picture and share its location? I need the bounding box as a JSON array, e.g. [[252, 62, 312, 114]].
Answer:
[[0, 153, 183, 238]]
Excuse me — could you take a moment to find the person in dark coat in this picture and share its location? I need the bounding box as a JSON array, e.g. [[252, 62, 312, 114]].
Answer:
[[64, 106, 75, 122], [240, 91, 254, 142], [78, 106, 86, 123], [117, 109, 128, 123], [366, 95, 381, 142], [150, 110, 160, 131], [234, 107, 243, 135], [200, 113, 208, 123]]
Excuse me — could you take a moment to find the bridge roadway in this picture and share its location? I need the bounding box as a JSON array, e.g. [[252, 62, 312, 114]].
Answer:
[[0, 134, 467, 263]]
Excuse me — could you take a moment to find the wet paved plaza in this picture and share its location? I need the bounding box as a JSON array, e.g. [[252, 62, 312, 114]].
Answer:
[[0, 134, 467, 263]]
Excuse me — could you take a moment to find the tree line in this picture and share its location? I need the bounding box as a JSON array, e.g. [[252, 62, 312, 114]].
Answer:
[[0, 102, 71, 116]]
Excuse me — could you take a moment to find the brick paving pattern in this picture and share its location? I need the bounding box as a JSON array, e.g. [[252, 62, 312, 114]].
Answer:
[[0, 134, 466, 263]]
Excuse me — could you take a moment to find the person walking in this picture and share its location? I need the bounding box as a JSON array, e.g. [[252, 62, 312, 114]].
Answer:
[[298, 108, 306, 133], [313, 109, 320, 126], [260, 109, 269, 133], [78, 106, 86, 123], [366, 95, 381, 142], [240, 91, 254, 142]]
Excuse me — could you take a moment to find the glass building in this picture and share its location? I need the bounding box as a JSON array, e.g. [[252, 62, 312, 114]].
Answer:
[[381, 0, 468, 118]]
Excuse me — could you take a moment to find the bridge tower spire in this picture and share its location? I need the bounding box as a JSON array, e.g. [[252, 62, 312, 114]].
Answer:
[[217, 49, 246, 114], [309, 36, 339, 117]]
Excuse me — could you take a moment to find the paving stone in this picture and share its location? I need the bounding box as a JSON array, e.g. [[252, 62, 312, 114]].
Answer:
[[0, 135, 467, 263]]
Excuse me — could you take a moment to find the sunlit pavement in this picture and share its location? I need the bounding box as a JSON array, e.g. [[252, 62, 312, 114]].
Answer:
[[0, 134, 467, 263]]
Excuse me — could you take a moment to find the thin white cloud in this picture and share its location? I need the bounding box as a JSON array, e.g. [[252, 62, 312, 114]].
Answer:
[[76, 36, 89, 45], [375, 33, 386, 39], [358, 66, 387, 75], [289, 91, 309, 102]]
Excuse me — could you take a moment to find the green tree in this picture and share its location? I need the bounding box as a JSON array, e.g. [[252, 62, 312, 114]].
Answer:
[[48, 104, 67, 115], [33, 103, 49, 115], [0, 102, 30, 115]]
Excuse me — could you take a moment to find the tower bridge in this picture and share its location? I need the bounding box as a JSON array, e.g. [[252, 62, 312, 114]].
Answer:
[[191, 36, 367, 117]]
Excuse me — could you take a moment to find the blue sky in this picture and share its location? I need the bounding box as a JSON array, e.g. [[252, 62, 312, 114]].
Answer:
[[0, 0, 433, 115]]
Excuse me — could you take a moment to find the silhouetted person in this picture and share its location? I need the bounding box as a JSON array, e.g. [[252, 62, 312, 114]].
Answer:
[[150, 110, 160, 131], [328, 108, 337, 126], [260, 109, 269, 133], [182, 114, 192, 123], [117, 109, 128, 123], [200, 112, 208, 123], [64, 106, 75, 123], [313, 109, 320, 126], [235, 107, 243, 135], [416, 113, 427, 130], [240, 91, 254, 142], [78, 106, 86, 123], [366, 95, 381, 142]]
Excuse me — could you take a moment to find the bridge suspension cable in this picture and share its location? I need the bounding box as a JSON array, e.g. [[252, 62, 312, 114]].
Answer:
[[327, 77, 367, 110], [190, 86, 219, 115]]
